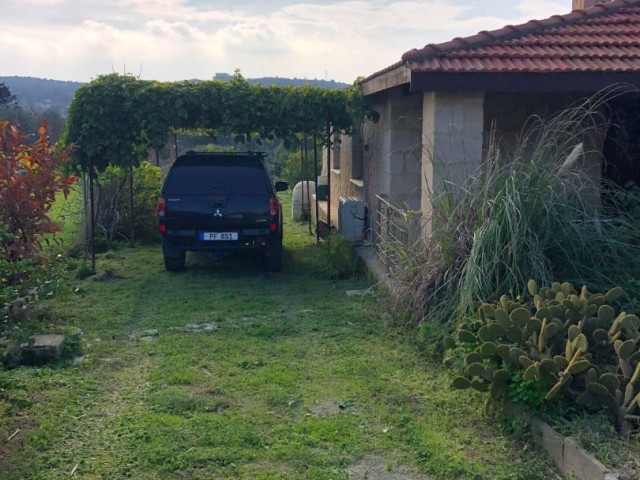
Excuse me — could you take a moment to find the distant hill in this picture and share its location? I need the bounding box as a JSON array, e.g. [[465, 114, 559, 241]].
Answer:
[[0, 76, 83, 115], [0, 74, 350, 116], [213, 73, 349, 89]]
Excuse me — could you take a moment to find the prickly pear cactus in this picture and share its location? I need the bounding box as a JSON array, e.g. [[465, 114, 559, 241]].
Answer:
[[448, 280, 640, 435]]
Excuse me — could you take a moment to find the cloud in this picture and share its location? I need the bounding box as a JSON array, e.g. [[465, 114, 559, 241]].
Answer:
[[0, 0, 566, 82], [516, 0, 569, 18]]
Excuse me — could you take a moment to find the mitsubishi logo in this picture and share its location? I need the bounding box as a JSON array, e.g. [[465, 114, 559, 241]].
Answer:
[[213, 209, 223, 218]]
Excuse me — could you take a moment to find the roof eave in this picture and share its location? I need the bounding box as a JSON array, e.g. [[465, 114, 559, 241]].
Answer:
[[410, 70, 640, 92], [360, 63, 411, 97]]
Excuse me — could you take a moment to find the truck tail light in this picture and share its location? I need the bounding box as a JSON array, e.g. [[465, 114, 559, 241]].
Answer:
[[269, 196, 279, 216], [156, 196, 166, 217]]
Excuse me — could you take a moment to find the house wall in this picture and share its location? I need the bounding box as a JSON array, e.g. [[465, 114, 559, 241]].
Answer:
[[483, 92, 582, 156], [326, 87, 422, 234], [328, 90, 606, 241], [383, 90, 423, 210], [420, 91, 485, 237], [324, 129, 364, 226], [484, 92, 604, 209]]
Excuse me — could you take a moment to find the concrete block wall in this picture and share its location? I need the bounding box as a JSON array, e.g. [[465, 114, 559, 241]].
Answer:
[[421, 91, 485, 237], [483, 92, 580, 158], [326, 88, 422, 232], [484, 91, 604, 212], [384, 90, 423, 210], [326, 130, 365, 226]]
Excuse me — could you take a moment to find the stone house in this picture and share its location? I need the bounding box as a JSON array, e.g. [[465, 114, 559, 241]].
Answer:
[[321, 0, 640, 249]]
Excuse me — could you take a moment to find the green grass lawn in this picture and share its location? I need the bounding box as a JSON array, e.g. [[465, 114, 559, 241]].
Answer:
[[46, 182, 84, 252], [0, 197, 556, 479]]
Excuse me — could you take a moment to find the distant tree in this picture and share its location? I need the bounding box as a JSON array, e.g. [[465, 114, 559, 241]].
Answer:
[[0, 106, 66, 143], [0, 82, 16, 107]]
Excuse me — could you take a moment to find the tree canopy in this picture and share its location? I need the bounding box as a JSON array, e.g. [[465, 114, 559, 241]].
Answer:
[[65, 72, 377, 173], [0, 83, 16, 107]]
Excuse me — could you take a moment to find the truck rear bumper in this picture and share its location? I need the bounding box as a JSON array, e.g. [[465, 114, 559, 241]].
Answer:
[[162, 228, 277, 253]]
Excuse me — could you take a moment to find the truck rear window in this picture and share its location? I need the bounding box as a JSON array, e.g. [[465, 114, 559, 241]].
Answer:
[[164, 165, 270, 195]]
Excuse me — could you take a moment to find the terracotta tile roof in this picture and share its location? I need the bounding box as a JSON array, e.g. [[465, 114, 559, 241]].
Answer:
[[402, 0, 640, 74]]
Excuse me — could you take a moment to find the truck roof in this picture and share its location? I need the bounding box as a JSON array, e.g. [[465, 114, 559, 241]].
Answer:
[[174, 152, 265, 168]]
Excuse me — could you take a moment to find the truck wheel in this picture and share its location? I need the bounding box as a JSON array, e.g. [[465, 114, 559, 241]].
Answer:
[[265, 254, 282, 272], [164, 253, 186, 272]]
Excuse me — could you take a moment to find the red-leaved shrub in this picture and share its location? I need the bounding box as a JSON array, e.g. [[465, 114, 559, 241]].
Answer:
[[0, 121, 78, 263]]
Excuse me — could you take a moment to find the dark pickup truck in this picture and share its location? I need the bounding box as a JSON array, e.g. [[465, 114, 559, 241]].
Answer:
[[157, 151, 288, 272]]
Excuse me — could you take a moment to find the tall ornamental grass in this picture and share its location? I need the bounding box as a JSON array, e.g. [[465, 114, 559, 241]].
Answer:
[[395, 91, 640, 331]]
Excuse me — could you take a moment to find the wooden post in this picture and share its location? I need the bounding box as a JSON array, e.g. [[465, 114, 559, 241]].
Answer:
[[304, 134, 312, 235], [129, 164, 135, 246], [88, 157, 96, 272], [300, 139, 306, 222], [313, 134, 320, 243], [326, 121, 332, 230]]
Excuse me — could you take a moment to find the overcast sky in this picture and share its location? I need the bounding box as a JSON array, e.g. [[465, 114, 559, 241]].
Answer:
[[0, 0, 568, 83]]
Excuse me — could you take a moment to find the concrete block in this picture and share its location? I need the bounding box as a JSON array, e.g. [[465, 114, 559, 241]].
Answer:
[[433, 92, 484, 134], [432, 132, 483, 166], [387, 154, 407, 175], [563, 436, 610, 480], [20, 334, 65, 365], [356, 245, 393, 291], [404, 152, 422, 173], [528, 417, 618, 480], [531, 418, 565, 471], [389, 175, 420, 198]]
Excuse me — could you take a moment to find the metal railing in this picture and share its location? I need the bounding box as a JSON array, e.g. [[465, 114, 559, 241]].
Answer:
[[374, 194, 420, 271]]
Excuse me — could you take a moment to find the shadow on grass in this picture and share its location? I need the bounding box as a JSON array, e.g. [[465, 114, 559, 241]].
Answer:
[[176, 239, 336, 282]]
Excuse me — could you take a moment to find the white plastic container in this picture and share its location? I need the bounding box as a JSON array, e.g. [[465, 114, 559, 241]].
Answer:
[[292, 181, 316, 220]]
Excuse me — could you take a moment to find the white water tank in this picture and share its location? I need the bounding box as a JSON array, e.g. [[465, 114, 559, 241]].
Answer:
[[292, 181, 316, 220]]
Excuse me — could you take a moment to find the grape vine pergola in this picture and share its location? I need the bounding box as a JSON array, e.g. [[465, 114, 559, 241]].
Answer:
[[65, 72, 377, 269]]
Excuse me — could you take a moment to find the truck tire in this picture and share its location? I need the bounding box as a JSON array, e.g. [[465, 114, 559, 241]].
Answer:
[[265, 240, 283, 272], [164, 252, 185, 272], [265, 254, 282, 272]]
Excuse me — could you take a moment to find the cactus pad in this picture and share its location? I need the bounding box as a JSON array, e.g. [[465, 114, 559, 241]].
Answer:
[[451, 376, 472, 389]]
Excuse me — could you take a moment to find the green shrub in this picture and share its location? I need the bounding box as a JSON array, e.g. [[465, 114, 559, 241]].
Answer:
[[276, 140, 322, 187], [323, 233, 361, 279], [94, 161, 162, 245], [449, 280, 640, 436], [0, 222, 67, 322]]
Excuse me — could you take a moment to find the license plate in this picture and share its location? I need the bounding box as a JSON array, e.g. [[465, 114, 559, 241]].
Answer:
[[201, 232, 238, 241]]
